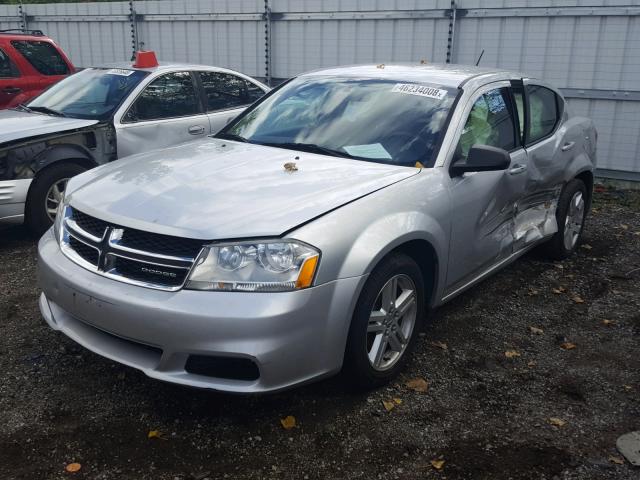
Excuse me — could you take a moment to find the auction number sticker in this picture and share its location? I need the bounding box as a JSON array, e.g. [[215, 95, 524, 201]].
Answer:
[[105, 68, 135, 76], [391, 83, 447, 100]]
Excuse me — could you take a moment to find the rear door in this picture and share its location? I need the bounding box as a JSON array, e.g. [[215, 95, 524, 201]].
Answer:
[[114, 71, 209, 158], [0, 46, 23, 108], [10, 39, 71, 96], [196, 71, 267, 133], [509, 80, 568, 251]]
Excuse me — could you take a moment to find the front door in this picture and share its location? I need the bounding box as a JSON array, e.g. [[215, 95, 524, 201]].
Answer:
[[445, 83, 529, 296], [115, 71, 209, 158]]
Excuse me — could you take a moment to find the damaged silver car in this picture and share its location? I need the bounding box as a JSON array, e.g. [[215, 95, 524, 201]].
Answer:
[[37, 64, 596, 392]]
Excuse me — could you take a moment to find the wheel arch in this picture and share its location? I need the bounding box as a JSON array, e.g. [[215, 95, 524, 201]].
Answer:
[[574, 169, 594, 212]]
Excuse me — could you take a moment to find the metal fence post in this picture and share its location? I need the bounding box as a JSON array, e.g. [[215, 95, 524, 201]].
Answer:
[[263, 0, 272, 86], [446, 1, 457, 64], [18, 1, 28, 32], [129, 0, 140, 60]]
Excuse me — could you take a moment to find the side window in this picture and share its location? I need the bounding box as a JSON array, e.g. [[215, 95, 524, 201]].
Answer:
[[0, 48, 19, 78], [199, 71, 264, 111], [527, 85, 559, 143], [124, 72, 200, 122], [456, 88, 516, 159], [10, 40, 69, 76]]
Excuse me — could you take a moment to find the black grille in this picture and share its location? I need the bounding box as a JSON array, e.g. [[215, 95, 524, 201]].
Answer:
[[185, 355, 260, 381], [120, 228, 204, 258], [72, 209, 108, 239], [68, 236, 99, 266], [111, 256, 187, 288]]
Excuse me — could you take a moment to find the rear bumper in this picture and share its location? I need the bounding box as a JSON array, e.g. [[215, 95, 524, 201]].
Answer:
[[0, 179, 30, 224], [38, 230, 366, 393]]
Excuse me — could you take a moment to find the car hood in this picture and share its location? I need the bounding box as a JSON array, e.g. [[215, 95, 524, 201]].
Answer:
[[0, 110, 98, 144], [67, 138, 419, 240]]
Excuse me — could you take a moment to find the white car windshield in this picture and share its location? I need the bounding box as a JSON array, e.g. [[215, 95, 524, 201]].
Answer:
[[27, 68, 149, 120], [219, 76, 457, 167]]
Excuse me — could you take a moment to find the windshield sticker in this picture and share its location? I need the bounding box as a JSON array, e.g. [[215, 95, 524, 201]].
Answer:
[[343, 143, 392, 160], [105, 68, 135, 77], [391, 84, 447, 100]]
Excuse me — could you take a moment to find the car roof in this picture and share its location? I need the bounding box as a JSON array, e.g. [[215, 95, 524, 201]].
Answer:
[[299, 63, 524, 88], [97, 61, 237, 73]]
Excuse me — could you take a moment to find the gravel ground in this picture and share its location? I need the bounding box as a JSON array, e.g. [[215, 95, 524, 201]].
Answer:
[[1, 188, 639, 480]]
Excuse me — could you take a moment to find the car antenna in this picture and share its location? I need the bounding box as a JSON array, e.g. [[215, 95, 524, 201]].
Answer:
[[475, 49, 485, 66]]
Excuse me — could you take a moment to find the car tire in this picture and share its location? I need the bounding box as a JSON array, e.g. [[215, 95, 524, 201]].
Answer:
[[542, 179, 588, 260], [343, 253, 425, 389], [25, 162, 87, 236]]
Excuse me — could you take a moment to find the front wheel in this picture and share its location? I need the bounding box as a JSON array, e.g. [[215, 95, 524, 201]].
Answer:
[[343, 253, 425, 389], [543, 179, 587, 260], [25, 162, 87, 236]]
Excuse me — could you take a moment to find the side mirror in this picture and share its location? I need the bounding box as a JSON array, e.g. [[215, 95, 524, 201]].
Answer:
[[450, 144, 511, 176]]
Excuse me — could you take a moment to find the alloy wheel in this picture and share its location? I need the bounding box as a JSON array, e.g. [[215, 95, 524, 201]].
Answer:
[[367, 274, 417, 371], [563, 191, 585, 250], [45, 178, 69, 222]]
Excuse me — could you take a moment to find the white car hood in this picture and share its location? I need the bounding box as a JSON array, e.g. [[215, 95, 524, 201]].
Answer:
[[0, 110, 98, 144], [67, 138, 418, 240]]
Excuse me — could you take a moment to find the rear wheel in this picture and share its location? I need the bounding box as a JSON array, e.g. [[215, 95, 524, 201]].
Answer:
[[543, 179, 587, 260], [25, 162, 87, 236], [343, 253, 425, 389]]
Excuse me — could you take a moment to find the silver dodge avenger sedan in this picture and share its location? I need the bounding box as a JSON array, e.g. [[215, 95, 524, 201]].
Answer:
[[38, 64, 596, 392]]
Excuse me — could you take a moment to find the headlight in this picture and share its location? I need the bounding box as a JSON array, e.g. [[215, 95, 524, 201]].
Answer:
[[53, 195, 69, 242], [185, 240, 320, 292]]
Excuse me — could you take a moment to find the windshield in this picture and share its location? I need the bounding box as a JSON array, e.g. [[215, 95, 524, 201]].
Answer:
[[220, 76, 457, 167], [27, 68, 149, 120]]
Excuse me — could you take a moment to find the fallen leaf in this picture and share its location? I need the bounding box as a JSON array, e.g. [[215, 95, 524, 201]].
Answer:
[[620, 224, 629, 230], [65, 463, 81, 473], [529, 326, 544, 335], [382, 400, 396, 412], [505, 350, 521, 359], [431, 341, 448, 351], [602, 319, 615, 326], [147, 430, 163, 439], [405, 377, 429, 393], [415, 161, 424, 169], [609, 455, 625, 465], [430, 459, 445, 470], [548, 417, 567, 427], [580, 244, 593, 250], [280, 415, 296, 430], [572, 295, 585, 304], [283, 162, 298, 173], [560, 342, 577, 350], [527, 288, 540, 296], [552, 286, 566, 294], [623, 385, 632, 391], [393, 398, 402, 405], [527, 360, 536, 367], [553, 264, 564, 270]]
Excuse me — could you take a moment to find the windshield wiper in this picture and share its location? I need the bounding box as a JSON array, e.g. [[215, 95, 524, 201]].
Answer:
[[11, 103, 34, 113], [257, 142, 354, 159], [27, 106, 67, 117], [214, 132, 250, 143]]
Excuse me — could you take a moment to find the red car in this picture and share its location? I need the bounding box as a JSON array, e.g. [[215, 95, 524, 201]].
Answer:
[[0, 29, 74, 109]]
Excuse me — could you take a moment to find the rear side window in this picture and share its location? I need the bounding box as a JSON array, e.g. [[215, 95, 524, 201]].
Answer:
[[198, 71, 264, 111], [527, 85, 559, 143], [11, 40, 69, 76], [0, 48, 19, 78], [456, 87, 516, 159], [124, 71, 201, 122]]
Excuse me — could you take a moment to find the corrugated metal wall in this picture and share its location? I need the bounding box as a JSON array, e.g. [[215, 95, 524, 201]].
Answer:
[[1, 0, 639, 178]]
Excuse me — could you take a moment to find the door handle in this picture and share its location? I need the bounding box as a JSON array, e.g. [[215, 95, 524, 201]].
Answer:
[[561, 141, 575, 151], [188, 125, 206, 135], [2, 87, 21, 95], [508, 164, 528, 175]]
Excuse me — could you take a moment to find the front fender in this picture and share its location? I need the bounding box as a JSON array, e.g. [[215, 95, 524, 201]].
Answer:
[[291, 171, 451, 301]]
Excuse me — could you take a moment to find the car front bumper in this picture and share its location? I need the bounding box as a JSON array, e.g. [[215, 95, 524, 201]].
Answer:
[[38, 230, 366, 393], [0, 179, 31, 224]]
